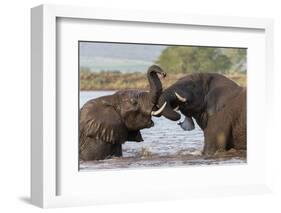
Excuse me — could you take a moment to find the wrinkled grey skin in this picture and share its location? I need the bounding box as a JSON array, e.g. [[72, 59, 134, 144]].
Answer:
[[156, 73, 246, 156], [79, 65, 166, 161]]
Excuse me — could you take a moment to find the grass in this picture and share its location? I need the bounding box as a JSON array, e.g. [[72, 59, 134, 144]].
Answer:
[[80, 71, 246, 91]]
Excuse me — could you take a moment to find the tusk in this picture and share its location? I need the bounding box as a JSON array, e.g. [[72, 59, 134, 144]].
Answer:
[[173, 106, 179, 111], [175, 92, 186, 102], [151, 102, 167, 116]]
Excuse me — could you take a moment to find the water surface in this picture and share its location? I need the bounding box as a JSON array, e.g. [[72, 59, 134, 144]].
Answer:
[[80, 91, 246, 170]]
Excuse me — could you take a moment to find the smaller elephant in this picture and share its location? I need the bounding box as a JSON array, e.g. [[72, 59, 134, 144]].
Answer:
[[79, 65, 167, 161], [156, 73, 246, 155]]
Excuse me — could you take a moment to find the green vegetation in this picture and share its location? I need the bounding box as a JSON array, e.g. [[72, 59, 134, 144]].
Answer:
[[156, 46, 246, 74]]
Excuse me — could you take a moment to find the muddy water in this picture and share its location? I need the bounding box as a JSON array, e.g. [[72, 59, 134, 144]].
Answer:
[[79, 91, 246, 170]]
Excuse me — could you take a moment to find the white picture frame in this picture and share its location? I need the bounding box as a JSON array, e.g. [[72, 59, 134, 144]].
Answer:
[[31, 4, 274, 208]]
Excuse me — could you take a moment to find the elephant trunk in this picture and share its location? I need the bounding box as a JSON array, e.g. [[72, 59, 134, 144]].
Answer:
[[157, 91, 181, 121], [147, 65, 166, 104]]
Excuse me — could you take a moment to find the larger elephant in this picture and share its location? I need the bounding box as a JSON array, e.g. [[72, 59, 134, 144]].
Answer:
[[156, 73, 246, 155], [79, 65, 167, 161]]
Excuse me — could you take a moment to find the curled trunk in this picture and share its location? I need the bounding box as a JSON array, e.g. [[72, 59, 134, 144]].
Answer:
[[147, 65, 166, 104]]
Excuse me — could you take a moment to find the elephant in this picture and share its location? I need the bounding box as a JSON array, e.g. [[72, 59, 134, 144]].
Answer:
[[79, 65, 167, 161], [155, 73, 246, 155]]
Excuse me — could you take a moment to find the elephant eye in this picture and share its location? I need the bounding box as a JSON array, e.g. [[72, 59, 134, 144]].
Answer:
[[129, 98, 138, 105]]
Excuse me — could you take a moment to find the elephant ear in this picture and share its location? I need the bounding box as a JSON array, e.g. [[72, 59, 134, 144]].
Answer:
[[204, 87, 225, 116], [203, 75, 239, 116], [80, 101, 128, 144]]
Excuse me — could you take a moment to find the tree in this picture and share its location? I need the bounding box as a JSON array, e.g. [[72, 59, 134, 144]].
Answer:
[[156, 46, 245, 74], [222, 48, 247, 73]]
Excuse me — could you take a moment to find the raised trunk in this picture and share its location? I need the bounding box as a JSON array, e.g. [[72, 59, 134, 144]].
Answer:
[[147, 65, 166, 104]]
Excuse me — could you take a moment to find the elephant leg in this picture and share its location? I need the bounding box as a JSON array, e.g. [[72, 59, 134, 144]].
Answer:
[[111, 143, 123, 157], [80, 137, 115, 161], [203, 130, 219, 155], [203, 113, 232, 156], [232, 118, 246, 150]]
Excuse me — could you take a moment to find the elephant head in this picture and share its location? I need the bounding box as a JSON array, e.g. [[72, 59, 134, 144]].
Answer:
[[94, 65, 166, 132], [155, 73, 240, 129], [114, 65, 167, 132], [79, 65, 167, 160]]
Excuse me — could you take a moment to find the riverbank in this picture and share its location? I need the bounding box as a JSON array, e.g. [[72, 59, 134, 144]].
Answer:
[[80, 71, 246, 91]]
